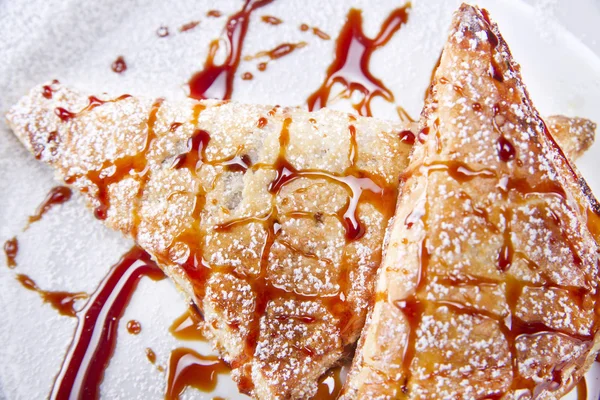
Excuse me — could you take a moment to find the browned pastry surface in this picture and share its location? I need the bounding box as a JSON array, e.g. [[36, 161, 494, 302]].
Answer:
[[341, 4, 600, 400], [546, 115, 596, 161], [6, 84, 412, 399]]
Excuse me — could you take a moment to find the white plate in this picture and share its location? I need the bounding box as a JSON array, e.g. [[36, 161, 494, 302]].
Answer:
[[1, 0, 599, 398]]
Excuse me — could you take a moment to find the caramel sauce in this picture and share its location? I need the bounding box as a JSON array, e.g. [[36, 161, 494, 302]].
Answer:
[[16, 273, 88, 317], [396, 106, 414, 123], [312, 27, 331, 40], [312, 366, 344, 399], [157, 26, 170, 37], [244, 42, 307, 71], [206, 109, 398, 377], [172, 129, 211, 170], [187, 0, 274, 100], [111, 56, 127, 73], [306, 5, 410, 116], [299, 23, 331, 40], [180, 21, 200, 32], [169, 304, 207, 341], [26, 186, 72, 227], [4, 237, 18, 268], [55, 94, 131, 126], [207, 10, 222, 17], [257, 62, 267, 71], [146, 347, 157, 364], [126, 319, 141, 334], [165, 348, 230, 400], [242, 72, 254, 80], [257, 116, 268, 128], [576, 377, 587, 400], [55, 107, 76, 122], [399, 130, 415, 145], [81, 98, 163, 221], [50, 246, 165, 399], [41, 79, 60, 100], [261, 15, 282, 25]]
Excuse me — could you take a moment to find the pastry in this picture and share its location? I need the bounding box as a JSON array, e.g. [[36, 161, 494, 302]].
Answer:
[[5, 66, 595, 399], [341, 4, 600, 399], [6, 84, 411, 399]]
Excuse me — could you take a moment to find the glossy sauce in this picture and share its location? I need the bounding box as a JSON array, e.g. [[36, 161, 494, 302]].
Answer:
[[187, 0, 274, 100], [306, 5, 410, 116], [42, 80, 59, 99], [207, 10, 222, 18], [399, 130, 415, 145], [243, 42, 307, 70], [27, 186, 72, 226], [165, 348, 230, 400], [169, 304, 207, 341], [242, 72, 254, 80], [261, 15, 282, 25], [111, 56, 127, 73], [312, 366, 344, 399], [50, 246, 165, 399], [576, 377, 587, 400], [16, 274, 88, 317], [180, 21, 200, 32], [4, 237, 18, 268], [126, 320, 141, 334], [300, 24, 331, 40], [146, 347, 157, 364]]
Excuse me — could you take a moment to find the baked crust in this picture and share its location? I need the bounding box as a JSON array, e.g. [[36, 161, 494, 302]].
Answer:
[[341, 4, 600, 399], [6, 84, 413, 399]]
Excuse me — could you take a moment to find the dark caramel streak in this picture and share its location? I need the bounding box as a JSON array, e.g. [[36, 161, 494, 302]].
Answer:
[[165, 348, 230, 399], [187, 0, 274, 100], [26, 186, 72, 228], [4, 237, 18, 268], [306, 4, 411, 116]]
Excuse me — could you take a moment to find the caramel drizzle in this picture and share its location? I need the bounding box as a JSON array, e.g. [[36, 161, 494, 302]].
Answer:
[[3, 237, 18, 268], [243, 42, 308, 70], [306, 4, 411, 116], [82, 98, 163, 222], [187, 0, 274, 100], [206, 114, 397, 384], [55, 94, 132, 123], [397, 158, 596, 396], [15, 273, 88, 317], [396, 74, 596, 399], [165, 348, 230, 400], [169, 303, 207, 341], [26, 186, 72, 228], [395, 13, 599, 391], [155, 110, 396, 391], [261, 15, 282, 25]]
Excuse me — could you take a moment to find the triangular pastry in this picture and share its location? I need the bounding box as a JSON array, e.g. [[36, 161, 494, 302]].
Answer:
[[5, 65, 595, 400], [341, 4, 600, 399], [7, 83, 413, 399]]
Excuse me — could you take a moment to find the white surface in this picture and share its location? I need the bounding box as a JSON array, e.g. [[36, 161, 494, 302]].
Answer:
[[0, 0, 599, 399]]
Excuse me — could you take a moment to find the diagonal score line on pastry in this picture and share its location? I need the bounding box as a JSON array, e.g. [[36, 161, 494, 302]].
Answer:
[[3, 81, 595, 398], [341, 4, 600, 400], [6, 84, 412, 398]]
